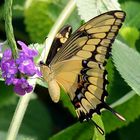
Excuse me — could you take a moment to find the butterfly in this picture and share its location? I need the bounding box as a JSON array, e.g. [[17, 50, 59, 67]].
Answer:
[[40, 10, 126, 134]]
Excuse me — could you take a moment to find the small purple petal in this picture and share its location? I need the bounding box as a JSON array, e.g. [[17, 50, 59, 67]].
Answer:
[[1, 60, 18, 75], [16, 54, 40, 76], [5, 75, 15, 85], [1, 59, 18, 85], [0, 48, 18, 86], [13, 78, 19, 85], [17, 41, 28, 50], [14, 78, 33, 95], [3, 49, 12, 57], [14, 85, 25, 95], [2, 49, 12, 62], [17, 41, 38, 58], [36, 69, 42, 77], [17, 58, 37, 76]]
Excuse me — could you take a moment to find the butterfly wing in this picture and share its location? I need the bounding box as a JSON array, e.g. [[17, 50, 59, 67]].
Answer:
[[46, 25, 72, 65], [47, 11, 126, 122], [50, 10, 125, 65]]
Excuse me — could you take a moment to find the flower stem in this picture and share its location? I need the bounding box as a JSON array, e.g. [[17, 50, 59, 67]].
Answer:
[[4, 0, 18, 59], [6, 81, 35, 140], [6, 0, 76, 140]]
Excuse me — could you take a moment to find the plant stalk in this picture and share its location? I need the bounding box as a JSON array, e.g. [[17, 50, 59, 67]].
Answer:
[[4, 0, 18, 58]]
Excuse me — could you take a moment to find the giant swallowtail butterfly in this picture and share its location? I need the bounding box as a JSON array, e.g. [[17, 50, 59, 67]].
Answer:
[[40, 10, 126, 134]]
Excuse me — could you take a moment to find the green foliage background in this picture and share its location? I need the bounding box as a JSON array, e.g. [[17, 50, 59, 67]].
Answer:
[[0, 0, 140, 139]]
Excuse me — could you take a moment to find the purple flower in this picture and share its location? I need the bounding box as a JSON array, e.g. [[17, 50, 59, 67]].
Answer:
[[17, 41, 38, 58], [0, 50, 18, 85], [16, 56, 37, 76], [1, 49, 12, 62], [1, 60, 17, 74], [13, 78, 33, 95], [0, 41, 41, 96], [5, 75, 15, 85], [16, 41, 40, 76]]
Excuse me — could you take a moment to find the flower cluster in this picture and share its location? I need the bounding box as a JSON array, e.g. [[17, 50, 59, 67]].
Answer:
[[0, 41, 40, 95]]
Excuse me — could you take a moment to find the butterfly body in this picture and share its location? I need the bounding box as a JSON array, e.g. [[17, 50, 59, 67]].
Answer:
[[47, 79, 60, 103], [40, 64, 61, 102], [40, 10, 126, 133]]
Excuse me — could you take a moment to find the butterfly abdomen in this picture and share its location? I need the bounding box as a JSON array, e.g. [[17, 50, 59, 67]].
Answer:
[[40, 63, 61, 102], [48, 79, 60, 103]]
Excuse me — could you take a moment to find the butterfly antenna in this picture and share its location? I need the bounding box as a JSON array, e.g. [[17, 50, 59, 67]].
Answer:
[[91, 120, 104, 135], [103, 103, 126, 121]]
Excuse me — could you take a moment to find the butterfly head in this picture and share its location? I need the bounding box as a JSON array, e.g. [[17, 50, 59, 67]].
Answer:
[[39, 61, 52, 82]]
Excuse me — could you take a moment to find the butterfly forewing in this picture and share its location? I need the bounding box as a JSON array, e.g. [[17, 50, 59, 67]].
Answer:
[[50, 11, 125, 65], [46, 25, 72, 65], [41, 10, 126, 130]]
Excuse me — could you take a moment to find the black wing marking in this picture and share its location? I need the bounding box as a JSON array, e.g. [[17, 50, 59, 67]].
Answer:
[[46, 25, 72, 65]]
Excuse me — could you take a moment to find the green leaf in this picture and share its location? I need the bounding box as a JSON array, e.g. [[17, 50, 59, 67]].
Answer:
[[92, 115, 105, 140], [60, 89, 76, 117], [24, 0, 80, 43], [112, 40, 140, 95], [49, 122, 94, 140], [19, 100, 53, 139], [120, 26, 139, 48], [0, 99, 52, 139], [118, 116, 140, 140], [122, 1, 140, 28], [105, 58, 131, 104], [0, 131, 37, 140], [103, 94, 140, 133], [110, 90, 135, 108], [0, 81, 17, 108], [13, 0, 25, 18], [0, 5, 4, 20], [76, 0, 121, 22], [0, 131, 7, 140], [24, 0, 54, 43]]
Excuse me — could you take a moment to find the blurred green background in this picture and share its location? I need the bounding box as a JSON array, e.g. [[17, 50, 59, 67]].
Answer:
[[0, 0, 140, 139]]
